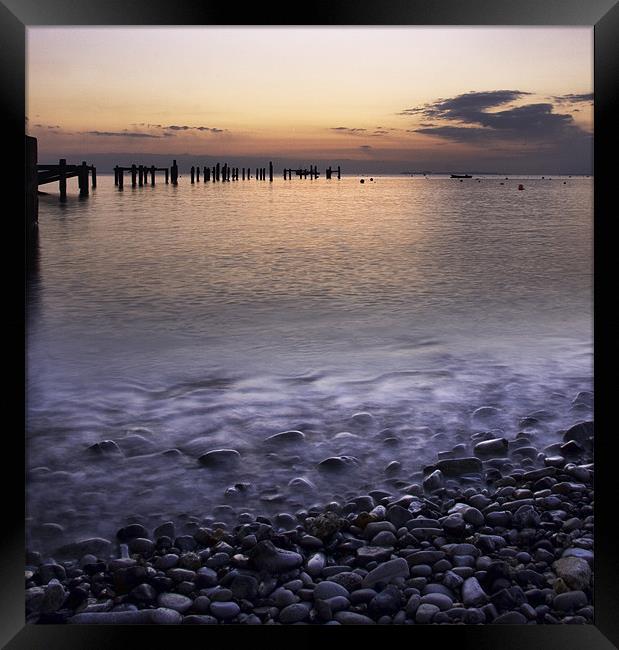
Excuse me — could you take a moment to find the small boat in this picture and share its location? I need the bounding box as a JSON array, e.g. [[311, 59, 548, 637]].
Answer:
[[450, 173, 472, 178]]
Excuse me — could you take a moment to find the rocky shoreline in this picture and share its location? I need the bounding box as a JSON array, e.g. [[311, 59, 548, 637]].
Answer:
[[25, 415, 594, 625]]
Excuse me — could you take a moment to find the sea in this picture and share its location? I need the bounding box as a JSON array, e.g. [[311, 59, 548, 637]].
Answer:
[[26, 173, 593, 551]]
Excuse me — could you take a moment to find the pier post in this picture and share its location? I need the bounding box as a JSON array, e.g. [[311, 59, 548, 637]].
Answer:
[[203, 166, 207, 181], [191, 166, 195, 184], [171, 160, 178, 185], [91, 166, 97, 188], [216, 163, 220, 182], [79, 161, 89, 196], [151, 165, 156, 186], [59, 158, 67, 201], [132, 164, 137, 187], [165, 168, 169, 184], [242, 168, 245, 181], [138, 165, 143, 186], [337, 166, 341, 180], [196, 166, 201, 182], [269, 161, 273, 182], [26, 136, 38, 240], [114, 165, 119, 186], [118, 168, 124, 190]]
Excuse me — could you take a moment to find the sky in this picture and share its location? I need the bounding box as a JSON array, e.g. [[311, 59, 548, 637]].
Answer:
[[27, 27, 593, 174]]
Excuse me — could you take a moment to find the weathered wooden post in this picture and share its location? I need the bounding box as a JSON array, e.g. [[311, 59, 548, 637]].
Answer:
[[118, 168, 124, 189], [191, 166, 195, 184], [151, 165, 156, 185], [242, 168, 245, 181], [203, 166, 207, 181], [114, 165, 119, 186], [25, 136, 39, 239], [216, 163, 221, 181], [171, 160, 178, 185], [196, 166, 201, 182], [337, 166, 341, 180], [131, 164, 137, 187], [59, 158, 67, 201], [79, 161, 89, 196], [138, 165, 144, 186], [326, 166, 332, 180], [165, 168, 169, 184], [91, 166, 97, 188], [269, 161, 273, 182]]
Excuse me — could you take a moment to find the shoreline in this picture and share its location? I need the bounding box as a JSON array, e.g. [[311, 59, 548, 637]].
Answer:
[[25, 417, 594, 625]]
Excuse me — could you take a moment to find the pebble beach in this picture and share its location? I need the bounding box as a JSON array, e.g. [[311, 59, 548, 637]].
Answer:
[[25, 396, 594, 625]]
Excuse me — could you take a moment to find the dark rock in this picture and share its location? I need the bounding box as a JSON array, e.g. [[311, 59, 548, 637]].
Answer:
[[553, 591, 588, 612], [249, 540, 302, 573], [117, 524, 149, 542], [317, 456, 360, 472], [493, 611, 527, 624], [369, 585, 402, 615], [474, 438, 508, 457], [198, 449, 241, 468], [68, 608, 182, 624], [436, 458, 482, 477], [305, 511, 344, 539], [563, 422, 593, 448], [362, 558, 409, 587], [334, 611, 375, 624], [462, 577, 488, 606], [209, 601, 241, 619], [265, 430, 305, 444], [356, 546, 393, 565]]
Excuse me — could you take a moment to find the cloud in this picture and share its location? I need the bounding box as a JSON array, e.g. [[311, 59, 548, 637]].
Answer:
[[553, 93, 593, 103], [399, 90, 530, 120], [84, 130, 162, 138], [164, 125, 226, 133], [402, 90, 590, 146], [330, 127, 367, 134]]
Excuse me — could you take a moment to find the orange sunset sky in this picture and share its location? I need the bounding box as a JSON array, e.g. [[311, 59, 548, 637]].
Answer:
[[27, 27, 593, 173]]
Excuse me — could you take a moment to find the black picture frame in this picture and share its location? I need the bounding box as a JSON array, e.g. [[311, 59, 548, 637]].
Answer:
[[2, 1, 617, 648]]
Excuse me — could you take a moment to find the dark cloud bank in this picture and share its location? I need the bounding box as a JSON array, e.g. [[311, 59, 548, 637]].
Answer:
[[400, 90, 592, 174]]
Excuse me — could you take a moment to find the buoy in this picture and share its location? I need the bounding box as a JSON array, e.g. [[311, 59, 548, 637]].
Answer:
[[360, 179, 365, 184], [500, 182, 504, 185], [370, 177, 374, 181], [518, 184, 524, 190]]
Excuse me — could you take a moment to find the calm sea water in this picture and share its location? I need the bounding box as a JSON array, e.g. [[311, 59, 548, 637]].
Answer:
[[26, 174, 593, 550]]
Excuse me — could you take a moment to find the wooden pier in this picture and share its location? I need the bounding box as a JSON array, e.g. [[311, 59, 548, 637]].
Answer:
[[37, 158, 97, 200]]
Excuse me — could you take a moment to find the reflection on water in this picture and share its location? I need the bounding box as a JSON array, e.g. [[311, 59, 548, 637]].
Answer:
[[26, 176, 592, 549]]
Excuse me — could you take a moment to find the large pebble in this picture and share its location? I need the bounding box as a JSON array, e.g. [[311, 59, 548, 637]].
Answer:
[[198, 449, 241, 468]]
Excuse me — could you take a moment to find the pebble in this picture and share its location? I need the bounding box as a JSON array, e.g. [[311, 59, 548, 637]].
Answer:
[[279, 602, 311, 623], [157, 593, 193, 613], [209, 601, 241, 619], [462, 577, 488, 606], [415, 603, 440, 623], [334, 611, 375, 624], [198, 449, 241, 468]]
